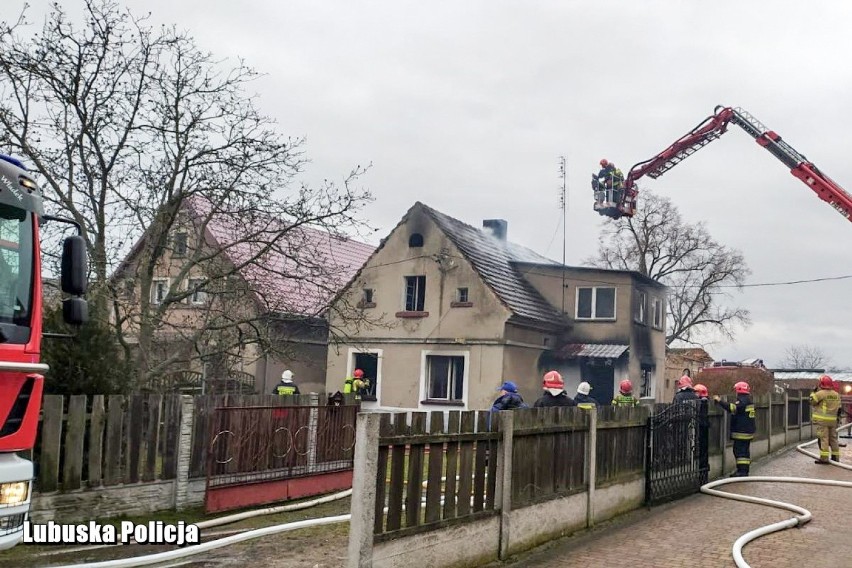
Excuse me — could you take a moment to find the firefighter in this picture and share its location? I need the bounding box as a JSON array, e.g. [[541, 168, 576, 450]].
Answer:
[[534, 371, 576, 408], [344, 368, 370, 399], [574, 381, 597, 410], [272, 370, 300, 396], [811, 374, 841, 464], [694, 384, 709, 400], [673, 375, 699, 403], [612, 379, 639, 406], [713, 381, 755, 477]]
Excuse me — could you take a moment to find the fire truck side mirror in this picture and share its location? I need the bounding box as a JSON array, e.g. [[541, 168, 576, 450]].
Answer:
[[61, 235, 87, 297], [62, 297, 88, 326]]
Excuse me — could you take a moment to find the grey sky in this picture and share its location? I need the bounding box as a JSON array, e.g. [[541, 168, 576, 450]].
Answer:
[[18, 1, 852, 368]]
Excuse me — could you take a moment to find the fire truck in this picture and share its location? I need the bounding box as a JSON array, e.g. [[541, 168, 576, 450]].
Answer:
[[593, 105, 852, 222], [0, 155, 87, 548]]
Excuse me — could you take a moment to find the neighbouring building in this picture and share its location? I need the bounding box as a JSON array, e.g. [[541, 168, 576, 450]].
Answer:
[[664, 347, 714, 401], [325, 202, 668, 410], [112, 199, 374, 394]]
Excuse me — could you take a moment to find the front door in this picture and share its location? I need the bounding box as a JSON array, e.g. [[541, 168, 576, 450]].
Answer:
[[581, 362, 614, 404], [353, 352, 379, 402]]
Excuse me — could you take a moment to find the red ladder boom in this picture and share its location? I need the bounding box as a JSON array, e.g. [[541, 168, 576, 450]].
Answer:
[[596, 105, 852, 223]]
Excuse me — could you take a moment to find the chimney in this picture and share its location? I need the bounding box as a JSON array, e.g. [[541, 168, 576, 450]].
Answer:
[[482, 219, 508, 241]]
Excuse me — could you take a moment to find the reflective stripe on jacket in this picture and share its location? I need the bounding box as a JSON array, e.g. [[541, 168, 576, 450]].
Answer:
[[810, 389, 841, 423], [612, 394, 639, 407]]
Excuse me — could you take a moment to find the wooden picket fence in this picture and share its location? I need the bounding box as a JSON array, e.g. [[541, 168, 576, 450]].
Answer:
[[31, 392, 356, 494]]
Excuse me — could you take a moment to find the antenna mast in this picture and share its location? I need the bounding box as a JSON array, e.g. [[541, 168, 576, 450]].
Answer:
[[558, 156, 568, 314]]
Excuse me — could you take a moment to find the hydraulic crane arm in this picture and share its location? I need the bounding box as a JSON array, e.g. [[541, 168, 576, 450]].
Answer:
[[599, 105, 852, 223]]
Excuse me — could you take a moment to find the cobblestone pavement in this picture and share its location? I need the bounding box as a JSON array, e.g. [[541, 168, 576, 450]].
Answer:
[[502, 441, 852, 568]]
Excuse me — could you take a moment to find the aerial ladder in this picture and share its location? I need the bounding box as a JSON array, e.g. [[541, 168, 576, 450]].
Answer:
[[593, 105, 852, 223]]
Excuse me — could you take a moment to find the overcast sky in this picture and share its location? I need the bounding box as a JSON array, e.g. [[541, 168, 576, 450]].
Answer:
[[18, 1, 852, 368]]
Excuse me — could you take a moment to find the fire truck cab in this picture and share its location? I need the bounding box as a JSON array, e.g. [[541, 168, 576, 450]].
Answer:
[[0, 155, 87, 549]]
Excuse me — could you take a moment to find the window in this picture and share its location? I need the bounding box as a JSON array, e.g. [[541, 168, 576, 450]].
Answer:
[[457, 287, 469, 303], [173, 233, 188, 257], [188, 278, 207, 305], [575, 287, 616, 320], [124, 278, 136, 299], [640, 364, 654, 398], [652, 298, 664, 329], [404, 276, 426, 311], [634, 290, 647, 324], [408, 233, 424, 248], [0, 205, 33, 332], [362, 288, 374, 304], [426, 355, 465, 401], [151, 278, 169, 304]]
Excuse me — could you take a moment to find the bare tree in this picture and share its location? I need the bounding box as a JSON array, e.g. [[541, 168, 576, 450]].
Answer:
[[586, 190, 751, 345], [781, 344, 832, 370], [0, 1, 375, 386]]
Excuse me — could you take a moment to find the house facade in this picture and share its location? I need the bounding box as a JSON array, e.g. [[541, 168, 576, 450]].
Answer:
[[325, 202, 667, 410], [664, 347, 714, 401], [112, 200, 374, 394]]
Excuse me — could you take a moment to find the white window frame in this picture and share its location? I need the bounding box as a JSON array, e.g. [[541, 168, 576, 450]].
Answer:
[[652, 297, 664, 329], [403, 275, 426, 311], [188, 278, 207, 305], [173, 232, 188, 257], [151, 278, 169, 305], [634, 290, 647, 324], [418, 350, 470, 410], [347, 348, 383, 409], [457, 287, 469, 303], [575, 286, 617, 321]]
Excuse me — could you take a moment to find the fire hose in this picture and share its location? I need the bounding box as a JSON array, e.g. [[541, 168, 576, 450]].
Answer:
[[701, 421, 852, 568]]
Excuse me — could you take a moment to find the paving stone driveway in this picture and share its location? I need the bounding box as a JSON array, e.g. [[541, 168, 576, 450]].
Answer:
[[500, 443, 852, 567]]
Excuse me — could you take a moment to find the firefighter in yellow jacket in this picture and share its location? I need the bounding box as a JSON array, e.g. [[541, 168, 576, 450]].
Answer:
[[811, 374, 841, 464]]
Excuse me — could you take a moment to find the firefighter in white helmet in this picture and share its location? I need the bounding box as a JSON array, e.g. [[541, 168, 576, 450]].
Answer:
[[272, 370, 300, 396]]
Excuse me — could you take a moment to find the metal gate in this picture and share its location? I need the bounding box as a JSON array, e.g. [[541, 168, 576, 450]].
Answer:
[[645, 402, 709, 505]]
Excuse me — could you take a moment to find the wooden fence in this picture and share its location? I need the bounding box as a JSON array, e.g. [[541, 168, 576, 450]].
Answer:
[[33, 394, 183, 492], [31, 392, 357, 494]]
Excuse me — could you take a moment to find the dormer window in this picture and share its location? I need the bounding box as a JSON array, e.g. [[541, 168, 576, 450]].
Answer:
[[408, 233, 424, 248]]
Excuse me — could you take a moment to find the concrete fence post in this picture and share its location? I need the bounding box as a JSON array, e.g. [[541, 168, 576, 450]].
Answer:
[[767, 395, 772, 454], [347, 412, 381, 568], [586, 407, 597, 528], [498, 411, 514, 561], [307, 393, 320, 473], [799, 391, 804, 441], [784, 390, 789, 447], [174, 395, 195, 511]]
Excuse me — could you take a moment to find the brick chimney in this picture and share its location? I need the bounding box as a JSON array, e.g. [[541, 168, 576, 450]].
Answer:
[[482, 219, 508, 241]]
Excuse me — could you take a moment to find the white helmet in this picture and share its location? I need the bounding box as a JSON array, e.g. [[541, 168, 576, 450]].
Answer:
[[577, 381, 591, 395], [281, 370, 294, 381]]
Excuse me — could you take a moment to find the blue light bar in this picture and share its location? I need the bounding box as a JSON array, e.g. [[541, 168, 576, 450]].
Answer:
[[0, 155, 27, 171]]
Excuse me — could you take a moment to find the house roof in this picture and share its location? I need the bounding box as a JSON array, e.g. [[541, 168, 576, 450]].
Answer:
[[553, 343, 629, 359], [190, 198, 375, 316], [667, 347, 714, 361], [773, 370, 852, 382], [417, 203, 568, 327]]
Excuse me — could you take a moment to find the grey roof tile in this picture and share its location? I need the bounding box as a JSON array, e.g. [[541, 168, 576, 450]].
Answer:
[[420, 203, 567, 327]]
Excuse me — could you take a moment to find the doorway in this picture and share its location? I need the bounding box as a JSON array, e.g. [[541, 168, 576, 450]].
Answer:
[[352, 352, 379, 402], [581, 361, 614, 404]]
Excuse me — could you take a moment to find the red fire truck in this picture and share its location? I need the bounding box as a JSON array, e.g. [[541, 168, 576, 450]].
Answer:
[[0, 154, 87, 548], [593, 105, 852, 222]]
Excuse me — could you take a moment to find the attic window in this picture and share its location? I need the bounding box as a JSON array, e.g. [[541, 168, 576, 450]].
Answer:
[[408, 233, 424, 248]]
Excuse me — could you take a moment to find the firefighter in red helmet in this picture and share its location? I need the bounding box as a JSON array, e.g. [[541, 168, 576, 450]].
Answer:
[[612, 379, 639, 406], [811, 375, 841, 464], [694, 384, 709, 400], [713, 381, 755, 476], [673, 375, 699, 404], [534, 371, 576, 408]]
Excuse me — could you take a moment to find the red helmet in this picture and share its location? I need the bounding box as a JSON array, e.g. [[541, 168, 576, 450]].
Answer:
[[619, 379, 633, 394], [600, 159, 609, 167], [543, 370, 564, 389], [734, 381, 750, 394], [694, 384, 708, 398], [676, 375, 693, 390], [353, 368, 365, 379], [819, 375, 833, 389]]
